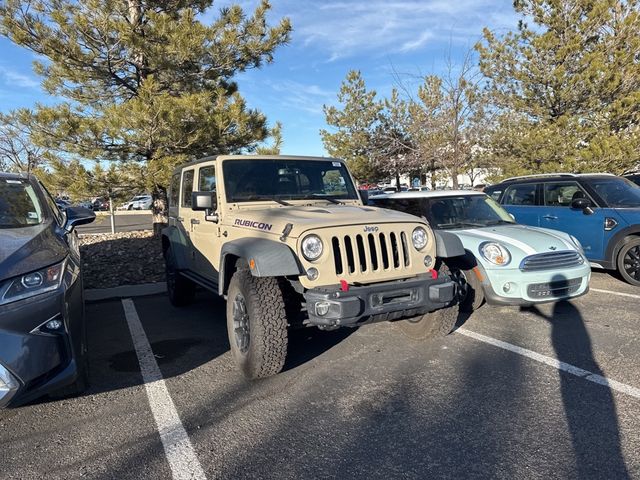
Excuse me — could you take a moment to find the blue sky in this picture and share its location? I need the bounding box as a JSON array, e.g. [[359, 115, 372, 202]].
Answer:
[[0, 0, 517, 157]]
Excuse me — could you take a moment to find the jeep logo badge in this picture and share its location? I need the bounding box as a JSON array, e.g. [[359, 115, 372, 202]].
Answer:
[[363, 226, 379, 233]]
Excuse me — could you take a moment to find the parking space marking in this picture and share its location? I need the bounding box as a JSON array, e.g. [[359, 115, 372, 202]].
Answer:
[[456, 328, 640, 399], [122, 299, 207, 480], [591, 288, 640, 300]]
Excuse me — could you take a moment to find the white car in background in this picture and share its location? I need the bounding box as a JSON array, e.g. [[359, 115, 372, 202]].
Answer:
[[119, 194, 152, 210]]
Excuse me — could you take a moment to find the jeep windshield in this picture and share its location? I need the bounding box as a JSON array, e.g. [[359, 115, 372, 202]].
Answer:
[[0, 179, 44, 228], [223, 159, 359, 203], [370, 194, 515, 229], [587, 177, 640, 208]]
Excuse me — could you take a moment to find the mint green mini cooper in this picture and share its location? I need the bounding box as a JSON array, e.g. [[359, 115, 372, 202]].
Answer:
[[370, 191, 591, 311]]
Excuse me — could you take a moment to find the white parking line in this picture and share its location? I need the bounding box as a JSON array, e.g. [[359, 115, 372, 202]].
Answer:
[[122, 299, 207, 480], [456, 328, 640, 400], [591, 288, 640, 300]]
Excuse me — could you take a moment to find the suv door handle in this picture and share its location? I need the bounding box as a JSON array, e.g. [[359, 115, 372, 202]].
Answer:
[[191, 219, 200, 225], [542, 215, 558, 220]]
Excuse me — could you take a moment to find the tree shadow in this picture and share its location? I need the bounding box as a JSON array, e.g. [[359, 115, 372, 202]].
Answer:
[[524, 275, 630, 479]]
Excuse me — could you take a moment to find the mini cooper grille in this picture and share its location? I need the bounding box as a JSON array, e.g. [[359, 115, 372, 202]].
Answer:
[[332, 232, 410, 275], [520, 251, 584, 271], [527, 278, 582, 299]]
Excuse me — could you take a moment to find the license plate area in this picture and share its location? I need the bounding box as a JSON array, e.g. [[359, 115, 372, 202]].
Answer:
[[370, 289, 419, 308]]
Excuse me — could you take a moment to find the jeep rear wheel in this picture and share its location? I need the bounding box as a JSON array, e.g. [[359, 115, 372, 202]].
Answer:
[[165, 247, 195, 307], [226, 270, 288, 379], [617, 237, 640, 286], [396, 264, 459, 340]]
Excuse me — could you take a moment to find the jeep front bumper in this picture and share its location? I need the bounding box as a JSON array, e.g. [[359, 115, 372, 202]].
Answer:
[[304, 274, 456, 327]]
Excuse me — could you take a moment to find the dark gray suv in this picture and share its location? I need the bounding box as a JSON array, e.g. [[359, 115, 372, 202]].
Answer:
[[0, 172, 95, 407]]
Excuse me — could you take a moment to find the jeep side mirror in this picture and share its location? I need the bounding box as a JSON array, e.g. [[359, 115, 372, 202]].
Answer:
[[571, 197, 593, 214], [191, 191, 219, 222]]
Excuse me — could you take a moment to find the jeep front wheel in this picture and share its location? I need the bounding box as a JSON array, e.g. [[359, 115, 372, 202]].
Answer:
[[165, 247, 195, 307], [450, 267, 484, 312], [226, 270, 288, 379]]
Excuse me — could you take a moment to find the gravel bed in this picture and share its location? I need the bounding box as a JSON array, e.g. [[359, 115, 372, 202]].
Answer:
[[79, 231, 165, 289]]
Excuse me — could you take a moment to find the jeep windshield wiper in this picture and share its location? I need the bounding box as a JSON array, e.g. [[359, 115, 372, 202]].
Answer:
[[302, 193, 344, 204], [238, 195, 292, 206]]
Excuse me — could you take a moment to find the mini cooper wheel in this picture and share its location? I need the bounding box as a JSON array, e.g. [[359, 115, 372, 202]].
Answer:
[[226, 269, 288, 379], [165, 247, 195, 306], [617, 237, 640, 286], [396, 264, 459, 340]]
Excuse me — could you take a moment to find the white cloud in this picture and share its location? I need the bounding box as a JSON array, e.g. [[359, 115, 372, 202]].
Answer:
[[0, 66, 40, 89]]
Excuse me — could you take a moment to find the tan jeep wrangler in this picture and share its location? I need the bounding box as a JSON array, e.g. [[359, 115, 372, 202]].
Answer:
[[162, 155, 464, 378]]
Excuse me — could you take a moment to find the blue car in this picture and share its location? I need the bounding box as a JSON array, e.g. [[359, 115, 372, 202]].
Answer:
[[485, 173, 640, 286]]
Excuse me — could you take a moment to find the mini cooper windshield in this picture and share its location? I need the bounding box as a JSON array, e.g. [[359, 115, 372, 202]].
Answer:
[[0, 179, 44, 228], [588, 177, 640, 208], [223, 159, 359, 203], [372, 195, 515, 229]]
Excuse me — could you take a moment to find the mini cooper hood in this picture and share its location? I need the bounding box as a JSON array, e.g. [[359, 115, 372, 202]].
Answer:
[[226, 205, 424, 237], [454, 224, 576, 259], [0, 222, 68, 282]]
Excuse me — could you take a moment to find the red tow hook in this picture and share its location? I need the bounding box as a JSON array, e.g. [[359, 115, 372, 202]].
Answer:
[[340, 280, 349, 292], [430, 269, 438, 280]]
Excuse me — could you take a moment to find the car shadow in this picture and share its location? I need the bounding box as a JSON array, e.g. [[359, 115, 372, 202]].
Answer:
[[523, 275, 630, 478]]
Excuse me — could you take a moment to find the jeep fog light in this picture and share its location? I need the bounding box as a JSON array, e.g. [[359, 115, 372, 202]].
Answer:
[[307, 268, 319, 280], [315, 301, 331, 316], [423, 255, 433, 267]]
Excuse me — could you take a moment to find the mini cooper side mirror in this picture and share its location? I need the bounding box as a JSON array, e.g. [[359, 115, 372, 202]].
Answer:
[[571, 197, 593, 214], [191, 191, 218, 222]]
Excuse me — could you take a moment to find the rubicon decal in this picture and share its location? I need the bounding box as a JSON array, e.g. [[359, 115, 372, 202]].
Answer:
[[234, 219, 273, 231]]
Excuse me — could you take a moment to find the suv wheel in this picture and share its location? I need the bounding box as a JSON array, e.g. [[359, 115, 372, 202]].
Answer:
[[617, 237, 640, 286], [226, 270, 288, 379], [165, 247, 195, 306], [396, 264, 459, 339]]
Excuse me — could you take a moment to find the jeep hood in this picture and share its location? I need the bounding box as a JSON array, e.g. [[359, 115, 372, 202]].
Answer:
[[226, 205, 424, 237]]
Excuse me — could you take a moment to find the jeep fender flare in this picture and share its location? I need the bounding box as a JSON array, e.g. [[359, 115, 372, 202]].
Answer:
[[433, 230, 466, 259], [219, 238, 304, 296], [605, 225, 640, 267], [161, 225, 190, 270]]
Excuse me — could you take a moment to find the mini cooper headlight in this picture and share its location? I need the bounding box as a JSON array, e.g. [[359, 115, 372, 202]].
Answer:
[[479, 242, 511, 266], [301, 235, 323, 261], [412, 227, 428, 251]]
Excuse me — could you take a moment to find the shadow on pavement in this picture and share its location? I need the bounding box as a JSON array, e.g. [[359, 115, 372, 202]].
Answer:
[[525, 274, 630, 479]]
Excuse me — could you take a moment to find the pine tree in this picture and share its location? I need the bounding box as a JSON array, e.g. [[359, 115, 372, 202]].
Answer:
[[0, 0, 291, 230], [477, 0, 640, 177]]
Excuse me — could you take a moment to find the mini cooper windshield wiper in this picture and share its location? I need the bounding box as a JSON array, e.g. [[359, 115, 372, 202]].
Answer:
[[437, 221, 486, 229], [484, 219, 515, 226]]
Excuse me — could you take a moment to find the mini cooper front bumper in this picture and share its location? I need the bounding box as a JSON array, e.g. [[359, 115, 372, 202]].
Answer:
[[304, 274, 456, 327]]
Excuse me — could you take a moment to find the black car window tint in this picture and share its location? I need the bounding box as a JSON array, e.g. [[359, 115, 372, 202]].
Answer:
[[0, 180, 45, 228], [181, 170, 194, 208], [198, 166, 216, 191], [544, 182, 586, 207], [503, 184, 536, 205], [39, 181, 64, 225], [169, 173, 180, 207]]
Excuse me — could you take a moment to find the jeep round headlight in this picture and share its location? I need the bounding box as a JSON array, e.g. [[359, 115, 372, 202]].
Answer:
[[479, 241, 511, 266], [412, 227, 428, 251], [301, 235, 323, 261]]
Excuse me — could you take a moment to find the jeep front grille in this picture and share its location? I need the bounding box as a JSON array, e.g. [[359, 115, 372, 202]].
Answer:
[[332, 231, 410, 275], [520, 251, 584, 271]]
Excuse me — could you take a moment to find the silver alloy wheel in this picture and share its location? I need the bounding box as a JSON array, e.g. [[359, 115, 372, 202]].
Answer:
[[232, 293, 250, 353]]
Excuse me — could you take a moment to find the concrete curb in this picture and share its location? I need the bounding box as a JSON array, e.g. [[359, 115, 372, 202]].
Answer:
[[85, 282, 167, 302]]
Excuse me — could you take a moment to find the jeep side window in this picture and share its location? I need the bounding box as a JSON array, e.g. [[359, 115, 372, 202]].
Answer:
[[169, 173, 180, 207], [181, 170, 194, 208], [503, 184, 536, 206], [544, 182, 588, 207], [198, 166, 216, 191]]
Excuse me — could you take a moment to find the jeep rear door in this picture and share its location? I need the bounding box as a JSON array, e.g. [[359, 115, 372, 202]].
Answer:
[[178, 167, 198, 271]]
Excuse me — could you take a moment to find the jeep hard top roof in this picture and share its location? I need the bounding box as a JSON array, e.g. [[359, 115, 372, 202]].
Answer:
[[172, 155, 344, 175], [0, 171, 31, 181]]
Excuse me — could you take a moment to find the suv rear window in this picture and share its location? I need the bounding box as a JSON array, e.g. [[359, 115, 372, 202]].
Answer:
[[0, 179, 44, 228], [169, 173, 180, 207], [181, 170, 194, 208]]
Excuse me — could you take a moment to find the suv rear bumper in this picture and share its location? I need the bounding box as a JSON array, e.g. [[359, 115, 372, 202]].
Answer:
[[304, 274, 456, 327]]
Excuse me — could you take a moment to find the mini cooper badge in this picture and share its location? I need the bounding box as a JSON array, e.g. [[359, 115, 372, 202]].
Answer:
[[549, 246, 557, 250]]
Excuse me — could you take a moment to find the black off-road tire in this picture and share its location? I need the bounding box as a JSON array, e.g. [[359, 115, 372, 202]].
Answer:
[[165, 247, 195, 307], [396, 264, 459, 340], [451, 267, 485, 312], [226, 270, 288, 379], [617, 237, 640, 286]]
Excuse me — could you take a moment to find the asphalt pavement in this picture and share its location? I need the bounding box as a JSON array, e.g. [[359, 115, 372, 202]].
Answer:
[[1, 270, 639, 479], [77, 213, 152, 234]]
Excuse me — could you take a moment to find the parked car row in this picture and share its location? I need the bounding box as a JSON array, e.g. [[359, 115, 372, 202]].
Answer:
[[117, 194, 152, 211]]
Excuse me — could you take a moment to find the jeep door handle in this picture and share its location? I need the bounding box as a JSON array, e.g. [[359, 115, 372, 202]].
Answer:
[[191, 219, 200, 225], [542, 215, 558, 220], [177, 216, 184, 221]]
